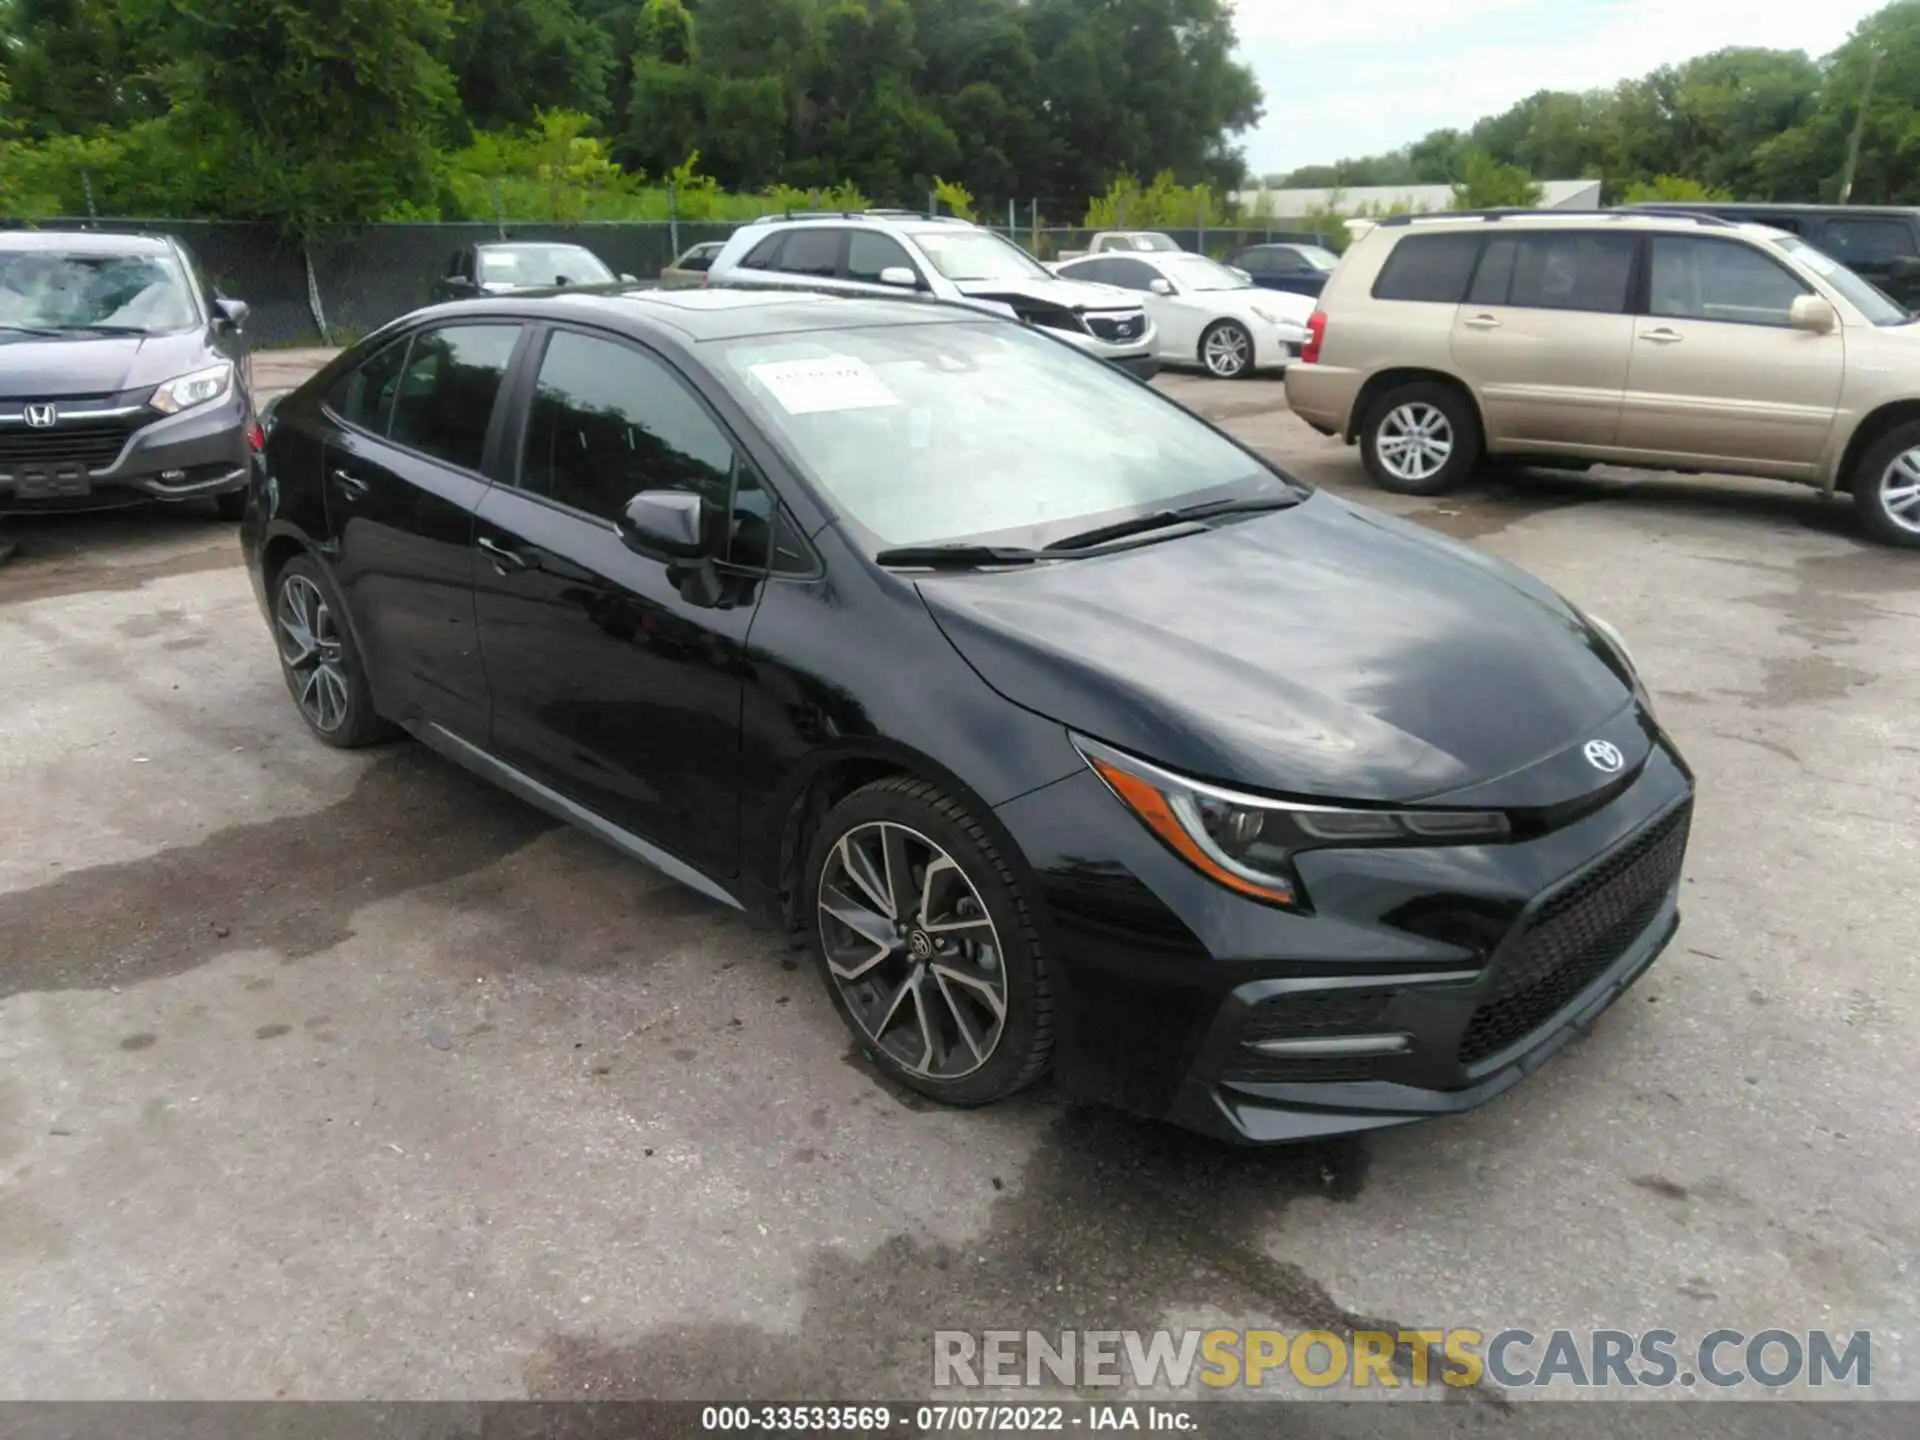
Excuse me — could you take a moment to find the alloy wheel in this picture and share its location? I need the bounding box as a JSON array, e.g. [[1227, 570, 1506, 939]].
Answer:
[[1877, 448, 1920, 537], [816, 821, 1008, 1080], [1376, 402, 1454, 483], [275, 573, 352, 733], [1204, 324, 1251, 378]]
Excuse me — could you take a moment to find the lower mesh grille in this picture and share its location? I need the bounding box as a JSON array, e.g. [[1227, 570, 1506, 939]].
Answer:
[[1458, 802, 1691, 1066], [0, 420, 139, 473]]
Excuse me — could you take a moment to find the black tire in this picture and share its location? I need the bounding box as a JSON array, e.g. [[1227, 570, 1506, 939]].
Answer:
[[211, 487, 247, 521], [1200, 319, 1255, 380], [1359, 380, 1481, 496], [270, 554, 397, 748], [805, 776, 1053, 1106], [1850, 420, 1920, 550]]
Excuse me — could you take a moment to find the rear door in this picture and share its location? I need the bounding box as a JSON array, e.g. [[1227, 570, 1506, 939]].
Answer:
[[1449, 229, 1637, 450], [1614, 233, 1843, 476], [323, 321, 525, 737], [1814, 213, 1920, 310]]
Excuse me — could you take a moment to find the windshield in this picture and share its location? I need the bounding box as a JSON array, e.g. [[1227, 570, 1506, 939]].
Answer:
[[0, 249, 198, 334], [716, 321, 1290, 551], [1291, 245, 1341, 271], [910, 230, 1051, 283], [1157, 254, 1253, 291], [1770, 235, 1908, 324], [480, 246, 613, 286]]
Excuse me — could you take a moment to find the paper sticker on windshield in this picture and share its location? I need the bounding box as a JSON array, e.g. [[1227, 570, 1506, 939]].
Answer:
[[749, 357, 899, 415]]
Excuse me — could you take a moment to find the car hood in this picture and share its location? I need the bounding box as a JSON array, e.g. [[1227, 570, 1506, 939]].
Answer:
[[0, 328, 211, 399], [952, 275, 1142, 314], [916, 494, 1639, 806]]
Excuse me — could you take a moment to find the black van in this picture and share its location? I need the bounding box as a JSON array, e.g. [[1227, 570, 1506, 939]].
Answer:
[[1623, 203, 1920, 309]]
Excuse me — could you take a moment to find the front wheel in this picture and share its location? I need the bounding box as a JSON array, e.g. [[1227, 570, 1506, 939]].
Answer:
[[806, 777, 1053, 1106], [1851, 422, 1920, 549], [1200, 320, 1255, 379], [1359, 380, 1481, 495]]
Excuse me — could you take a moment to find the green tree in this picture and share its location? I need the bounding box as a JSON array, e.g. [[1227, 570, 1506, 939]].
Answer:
[[1619, 174, 1733, 203], [443, 0, 615, 130], [1, 0, 167, 138], [1450, 150, 1543, 209], [146, 0, 460, 234], [625, 0, 704, 179]]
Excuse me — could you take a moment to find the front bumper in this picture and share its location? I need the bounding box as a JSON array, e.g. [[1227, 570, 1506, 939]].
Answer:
[[992, 726, 1693, 1143], [0, 389, 249, 513]]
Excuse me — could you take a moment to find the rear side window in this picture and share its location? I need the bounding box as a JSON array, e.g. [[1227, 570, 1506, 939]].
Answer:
[[388, 324, 521, 471], [1372, 233, 1483, 302], [773, 229, 843, 278], [327, 338, 409, 435], [1505, 232, 1637, 314]]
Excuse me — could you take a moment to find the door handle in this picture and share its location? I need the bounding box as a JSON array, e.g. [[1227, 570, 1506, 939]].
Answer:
[[1641, 328, 1684, 344], [1462, 314, 1502, 330], [331, 468, 369, 498], [477, 535, 531, 572]]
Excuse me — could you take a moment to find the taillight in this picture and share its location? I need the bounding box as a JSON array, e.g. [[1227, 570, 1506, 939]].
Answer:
[[1302, 311, 1327, 365], [246, 422, 266, 452]]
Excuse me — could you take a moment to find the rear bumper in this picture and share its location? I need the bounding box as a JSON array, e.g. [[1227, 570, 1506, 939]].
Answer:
[[0, 390, 249, 513], [1283, 362, 1362, 437]]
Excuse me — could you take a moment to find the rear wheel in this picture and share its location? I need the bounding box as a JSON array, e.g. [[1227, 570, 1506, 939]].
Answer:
[[271, 555, 396, 748], [806, 777, 1052, 1106], [1360, 380, 1481, 496], [1200, 320, 1255, 379], [1851, 422, 1920, 549]]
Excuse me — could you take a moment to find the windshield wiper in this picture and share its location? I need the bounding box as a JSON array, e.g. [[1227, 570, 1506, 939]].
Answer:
[[1042, 494, 1302, 553], [0, 324, 68, 336], [874, 544, 1053, 569]]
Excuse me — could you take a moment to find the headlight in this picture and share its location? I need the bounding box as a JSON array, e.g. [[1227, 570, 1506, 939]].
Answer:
[[1077, 736, 1510, 911], [150, 362, 234, 414]]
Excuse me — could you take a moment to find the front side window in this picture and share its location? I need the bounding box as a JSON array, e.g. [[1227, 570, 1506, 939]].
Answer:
[[1649, 236, 1809, 326], [717, 321, 1289, 551], [388, 324, 521, 470], [1504, 232, 1636, 314], [519, 330, 775, 568], [910, 229, 1051, 283], [1372, 233, 1483, 303], [846, 231, 918, 284], [1819, 218, 1915, 269], [0, 248, 198, 334]]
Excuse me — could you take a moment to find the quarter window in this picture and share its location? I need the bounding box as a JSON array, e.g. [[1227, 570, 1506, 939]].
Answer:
[[388, 324, 521, 471], [1506, 232, 1636, 314], [1648, 236, 1810, 326], [326, 338, 410, 436], [742, 234, 785, 270], [519, 330, 779, 569], [1372, 233, 1484, 303]]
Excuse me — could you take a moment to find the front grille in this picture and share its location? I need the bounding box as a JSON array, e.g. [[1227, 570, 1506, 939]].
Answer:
[[1458, 803, 1691, 1066], [1086, 312, 1146, 343], [0, 420, 139, 474]]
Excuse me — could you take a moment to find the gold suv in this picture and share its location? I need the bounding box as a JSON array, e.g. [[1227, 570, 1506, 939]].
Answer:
[[1285, 209, 1920, 548]]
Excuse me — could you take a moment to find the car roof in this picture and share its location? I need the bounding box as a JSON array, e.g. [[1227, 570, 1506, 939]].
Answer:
[[422, 286, 986, 343], [477, 240, 599, 252], [1627, 201, 1920, 217], [0, 229, 176, 256]]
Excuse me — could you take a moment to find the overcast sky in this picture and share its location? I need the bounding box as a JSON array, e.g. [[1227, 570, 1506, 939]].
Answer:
[[1233, 0, 1888, 179]]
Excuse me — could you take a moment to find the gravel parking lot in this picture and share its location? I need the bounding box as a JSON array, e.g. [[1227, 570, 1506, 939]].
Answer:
[[2, 356, 1915, 1425]]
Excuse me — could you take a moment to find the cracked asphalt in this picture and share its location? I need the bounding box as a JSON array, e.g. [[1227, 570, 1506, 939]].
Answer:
[[1, 355, 1915, 1432]]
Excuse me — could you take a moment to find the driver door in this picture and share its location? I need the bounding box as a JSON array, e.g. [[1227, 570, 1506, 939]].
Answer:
[[470, 325, 771, 875]]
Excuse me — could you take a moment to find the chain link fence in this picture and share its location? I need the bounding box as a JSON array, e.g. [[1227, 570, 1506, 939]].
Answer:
[[0, 217, 1329, 348]]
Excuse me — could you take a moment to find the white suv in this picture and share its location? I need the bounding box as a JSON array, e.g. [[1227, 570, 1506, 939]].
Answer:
[[706, 211, 1160, 377]]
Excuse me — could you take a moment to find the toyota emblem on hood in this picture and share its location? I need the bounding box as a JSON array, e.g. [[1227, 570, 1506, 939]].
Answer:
[[1584, 739, 1625, 774]]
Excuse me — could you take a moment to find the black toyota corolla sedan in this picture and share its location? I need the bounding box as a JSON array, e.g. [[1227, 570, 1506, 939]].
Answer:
[[242, 287, 1693, 1143]]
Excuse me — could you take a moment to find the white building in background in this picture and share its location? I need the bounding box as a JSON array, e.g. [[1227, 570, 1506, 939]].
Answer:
[[1233, 179, 1603, 215]]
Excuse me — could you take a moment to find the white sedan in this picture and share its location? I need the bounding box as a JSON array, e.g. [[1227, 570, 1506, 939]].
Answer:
[[1052, 251, 1316, 379]]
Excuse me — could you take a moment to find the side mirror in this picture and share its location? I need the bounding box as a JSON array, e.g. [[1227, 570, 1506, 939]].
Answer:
[[620, 490, 711, 561], [214, 297, 249, 332], [1148, 278, 1175, 296], [878, 266, 921, 289], [1789, 294, 1837, 334], [620, 272, 638, 283]]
